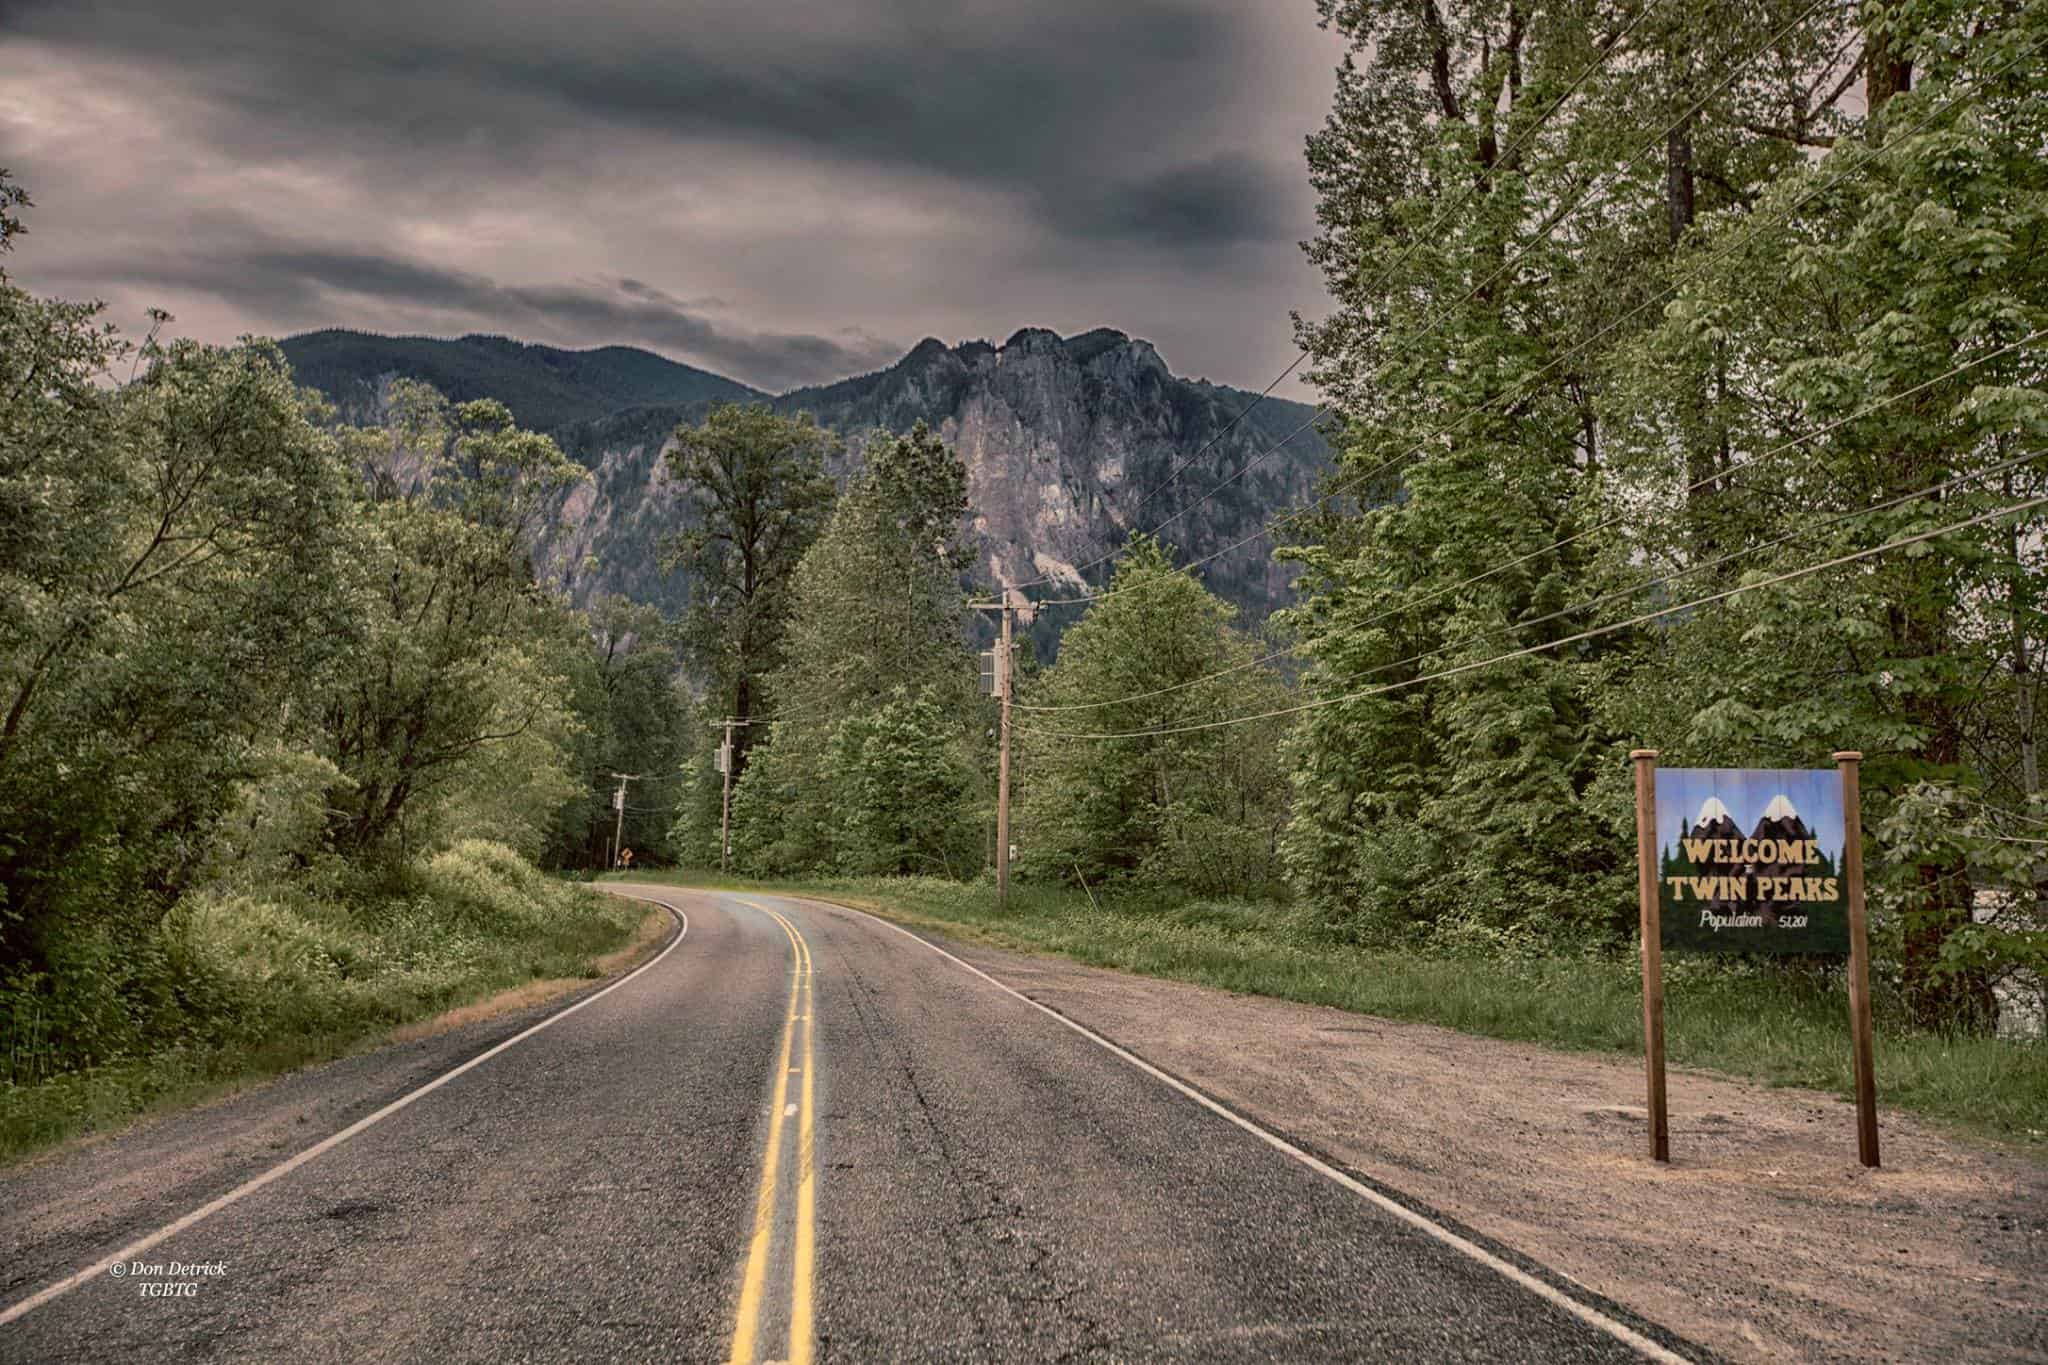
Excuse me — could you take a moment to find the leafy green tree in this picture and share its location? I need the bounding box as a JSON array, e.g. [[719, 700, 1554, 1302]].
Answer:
[[1601, 0, 2048, 1024], [731, 422, 979, 873], [1283, 0, 1876, 942], [830, 686, 976, 877], [544, 594, 693, 869], [0, 303, 355, 985], [317, 389, 587, 861], [1014, 536, 1290, 897], [665, 736, 730, 870], [663, 403, 837, 776]]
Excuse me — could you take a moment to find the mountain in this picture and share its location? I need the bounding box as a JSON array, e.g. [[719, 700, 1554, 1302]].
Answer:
[[1676, 798, 1747, 914], [1748, 796, 1819, 925], [278, 330, 762, 432], [281, 326, 1333, 655], [541, 328, 1332, 655]]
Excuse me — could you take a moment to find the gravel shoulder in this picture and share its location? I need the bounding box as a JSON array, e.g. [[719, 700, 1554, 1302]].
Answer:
[[798, 897, 2048, 1364]]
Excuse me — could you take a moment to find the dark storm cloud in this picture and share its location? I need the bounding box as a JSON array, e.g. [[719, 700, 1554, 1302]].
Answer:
[[1059, 154, 1298, 248], [2, 0, 1271, 252], [0, 1, 1343, 393]]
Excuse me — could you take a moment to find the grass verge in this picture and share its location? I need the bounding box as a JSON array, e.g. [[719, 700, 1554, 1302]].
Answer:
[[608, 870, 2048, 1151], [0, 842, 644, 1166]]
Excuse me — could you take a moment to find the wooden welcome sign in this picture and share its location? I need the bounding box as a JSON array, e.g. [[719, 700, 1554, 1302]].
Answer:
[[1630, 750, 1879, 1167]]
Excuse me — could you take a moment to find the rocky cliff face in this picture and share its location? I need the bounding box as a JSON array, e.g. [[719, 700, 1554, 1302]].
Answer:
[[543, 328, 1330, 653]]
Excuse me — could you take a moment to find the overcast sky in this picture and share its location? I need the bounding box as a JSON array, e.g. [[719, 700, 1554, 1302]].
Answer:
[[0, 1, 1346, 395]]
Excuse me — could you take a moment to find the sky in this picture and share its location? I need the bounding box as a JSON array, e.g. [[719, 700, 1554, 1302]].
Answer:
[[0, 1, 1348, 396]]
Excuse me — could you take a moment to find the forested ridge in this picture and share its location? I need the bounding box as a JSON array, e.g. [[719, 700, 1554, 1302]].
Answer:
[[2, 0, 2045, 1151]]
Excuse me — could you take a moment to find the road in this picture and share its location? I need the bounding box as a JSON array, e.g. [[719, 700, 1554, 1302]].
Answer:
[[0, 888, 1691, 1362]]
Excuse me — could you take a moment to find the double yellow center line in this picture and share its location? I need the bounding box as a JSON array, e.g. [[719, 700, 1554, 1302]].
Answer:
[[729, 900, 818, 1365]]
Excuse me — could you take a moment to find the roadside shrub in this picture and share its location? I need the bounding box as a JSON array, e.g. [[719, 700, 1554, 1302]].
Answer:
[[2, 841, 638, 1157]]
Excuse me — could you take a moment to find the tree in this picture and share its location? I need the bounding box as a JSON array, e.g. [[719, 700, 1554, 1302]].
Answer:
[[730, 423, 979, 873], [0, 304, 355, 985], [318, 388, 587, 862], [1282, 0, 1869, 942], [831, 687, 976, 877], [663, 403, 836, 776], [1602, 0, 2048, 1025], [543, 594, 693, 869], [1015, 536, 1290, 898]]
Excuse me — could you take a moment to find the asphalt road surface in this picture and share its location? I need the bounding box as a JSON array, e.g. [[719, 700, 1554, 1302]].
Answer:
[[0, 888, 1693, 1362]]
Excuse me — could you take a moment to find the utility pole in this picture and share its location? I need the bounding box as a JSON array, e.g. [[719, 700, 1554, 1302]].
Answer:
[[717, 719, 737, 873], [997, 596, 1014, 909], [973, 591, 1017, 909], [606, 772, 639, 869]]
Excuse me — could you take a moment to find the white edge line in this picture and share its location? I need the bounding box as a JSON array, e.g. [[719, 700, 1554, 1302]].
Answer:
[[0, 895, 688, 1328], [789, 894, 1690, 1365]]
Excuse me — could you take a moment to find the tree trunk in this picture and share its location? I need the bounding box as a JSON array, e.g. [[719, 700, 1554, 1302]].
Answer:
[[1865, 24, 1913, 138], [1895, 601, 1998, 1031], [1665, 124, 1695, 246]]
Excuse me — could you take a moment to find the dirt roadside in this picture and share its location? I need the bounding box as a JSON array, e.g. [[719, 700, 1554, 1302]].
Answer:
[[811, 903, 2047, 1363]]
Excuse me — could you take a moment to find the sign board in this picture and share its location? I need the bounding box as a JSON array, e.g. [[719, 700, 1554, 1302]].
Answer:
[[1654, 767, 1850, 954], [1633, 751, 1878, 1167]]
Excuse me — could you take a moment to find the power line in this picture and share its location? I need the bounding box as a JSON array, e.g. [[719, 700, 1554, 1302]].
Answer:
[[1125, 352, 1308, 520], [1025, 35, 2047, 613], [1015, 493, 2048, 741], [1311, 325, 2048, 640], [1013, 444, 2048, 716]]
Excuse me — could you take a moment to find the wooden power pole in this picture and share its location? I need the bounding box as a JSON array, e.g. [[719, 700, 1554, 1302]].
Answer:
[[996, 596, 1013, 911], [607, 772, 639, 870], [718, 719, 736, 873], [974, 590, 1016, 910]]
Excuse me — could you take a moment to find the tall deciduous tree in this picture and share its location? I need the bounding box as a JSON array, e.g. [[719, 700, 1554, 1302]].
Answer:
[[663, 403, 836, 775], [1283, 0, 1863, 941], [730, 422, 978, 873], [1, 259, 355, 975], [318, 389, 586, 861], [1603, 0, 2048, 1026]]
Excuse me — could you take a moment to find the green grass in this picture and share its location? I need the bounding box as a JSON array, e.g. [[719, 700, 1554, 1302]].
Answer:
[[607, 869, 2048, 1152], [0, 842, 643, 1165]]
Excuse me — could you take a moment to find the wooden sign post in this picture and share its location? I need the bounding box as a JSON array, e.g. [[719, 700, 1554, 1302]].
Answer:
[[1835, 751, 1881, 1168], [1633, 752, 1880, 1167], [1631, 748, 1670, 1163]]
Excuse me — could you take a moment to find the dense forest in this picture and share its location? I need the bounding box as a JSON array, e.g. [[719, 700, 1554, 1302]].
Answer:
[[2, 0, 2044, 1117]]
